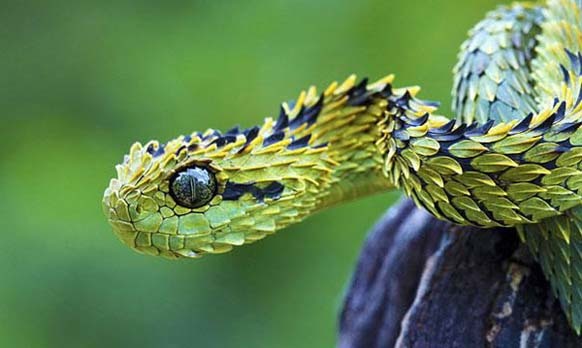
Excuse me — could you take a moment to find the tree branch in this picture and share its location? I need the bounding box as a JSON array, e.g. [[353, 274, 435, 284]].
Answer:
[[339, 199, 582, 347]]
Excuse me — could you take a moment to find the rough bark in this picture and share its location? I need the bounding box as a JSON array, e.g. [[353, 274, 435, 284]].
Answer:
[[338, 199, 582, 348]]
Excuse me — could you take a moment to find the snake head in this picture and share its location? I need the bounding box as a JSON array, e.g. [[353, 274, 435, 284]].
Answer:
[[103, 112, 337, 259]]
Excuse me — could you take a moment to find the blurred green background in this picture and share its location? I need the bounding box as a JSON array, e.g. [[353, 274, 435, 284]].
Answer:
[[1, 0, 506, 347]]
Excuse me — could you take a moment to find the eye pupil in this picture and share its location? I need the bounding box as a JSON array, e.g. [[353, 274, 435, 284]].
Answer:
[[170, 166, 217, 208]]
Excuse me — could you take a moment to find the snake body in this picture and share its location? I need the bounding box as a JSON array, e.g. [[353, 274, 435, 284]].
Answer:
[[104, 0, 582, 332]]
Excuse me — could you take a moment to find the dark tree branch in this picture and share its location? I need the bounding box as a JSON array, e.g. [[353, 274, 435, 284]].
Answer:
[[339, 199, 582, 348]]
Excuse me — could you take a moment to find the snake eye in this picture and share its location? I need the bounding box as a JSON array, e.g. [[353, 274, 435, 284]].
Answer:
[[169, 166, 217, 208]]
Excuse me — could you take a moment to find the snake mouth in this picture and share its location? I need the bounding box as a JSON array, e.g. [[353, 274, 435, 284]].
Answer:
[[127, 231, 208, 259], [105, 218, 213, 259], [117, 228, 246, 259], [104, 205, 214, 260], [104, 190, 241, 260]]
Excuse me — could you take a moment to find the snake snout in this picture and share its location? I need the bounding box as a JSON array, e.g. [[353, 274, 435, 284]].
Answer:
[[103, 178, 216, 259], [103, 179, 140, 250]]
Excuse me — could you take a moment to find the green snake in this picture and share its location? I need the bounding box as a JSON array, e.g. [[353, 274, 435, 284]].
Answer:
[[103, 0, 582, 332]]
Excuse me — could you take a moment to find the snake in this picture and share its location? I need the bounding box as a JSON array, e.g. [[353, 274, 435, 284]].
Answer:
[[103, 0, 582, 332]]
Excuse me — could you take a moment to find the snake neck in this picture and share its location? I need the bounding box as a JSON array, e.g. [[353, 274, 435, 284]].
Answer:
[[261, 75, 448, 210]]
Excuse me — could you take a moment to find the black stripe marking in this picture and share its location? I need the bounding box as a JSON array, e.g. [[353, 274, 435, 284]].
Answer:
[[395, 91, 412, 109], [152, 144, 165, 157], [237, 126, 260, 153], [429, 119, 455, 133], [222, 181, 285, 202], [553, 121, 580, 134], [243, 126, 259, 144], [261, 182, 285, 200], [288, 134, 311, 150], [222, 182, 256, 200], [555, 101, 566, 123], [212, 135, 237, 147], [225, 126, 241, 135], [263, 131, 285, 147], [289, 105, 306, 130], [379, 83, 393, 98], [146, 143, 156, 155], [175, 145, 187, 155], [465, 120, 494, 137], [274, 106, 289, 131], [509, 113, 533, 135], [302, 94, 324, 125], [560, 64, 570, 84], [406, 113, 430, 127], [531, 114, 556, 133], [429, 124, 466, 142]]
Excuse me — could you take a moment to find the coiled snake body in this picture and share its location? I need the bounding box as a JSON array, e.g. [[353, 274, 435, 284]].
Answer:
[[104, 0, 582, 332]]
